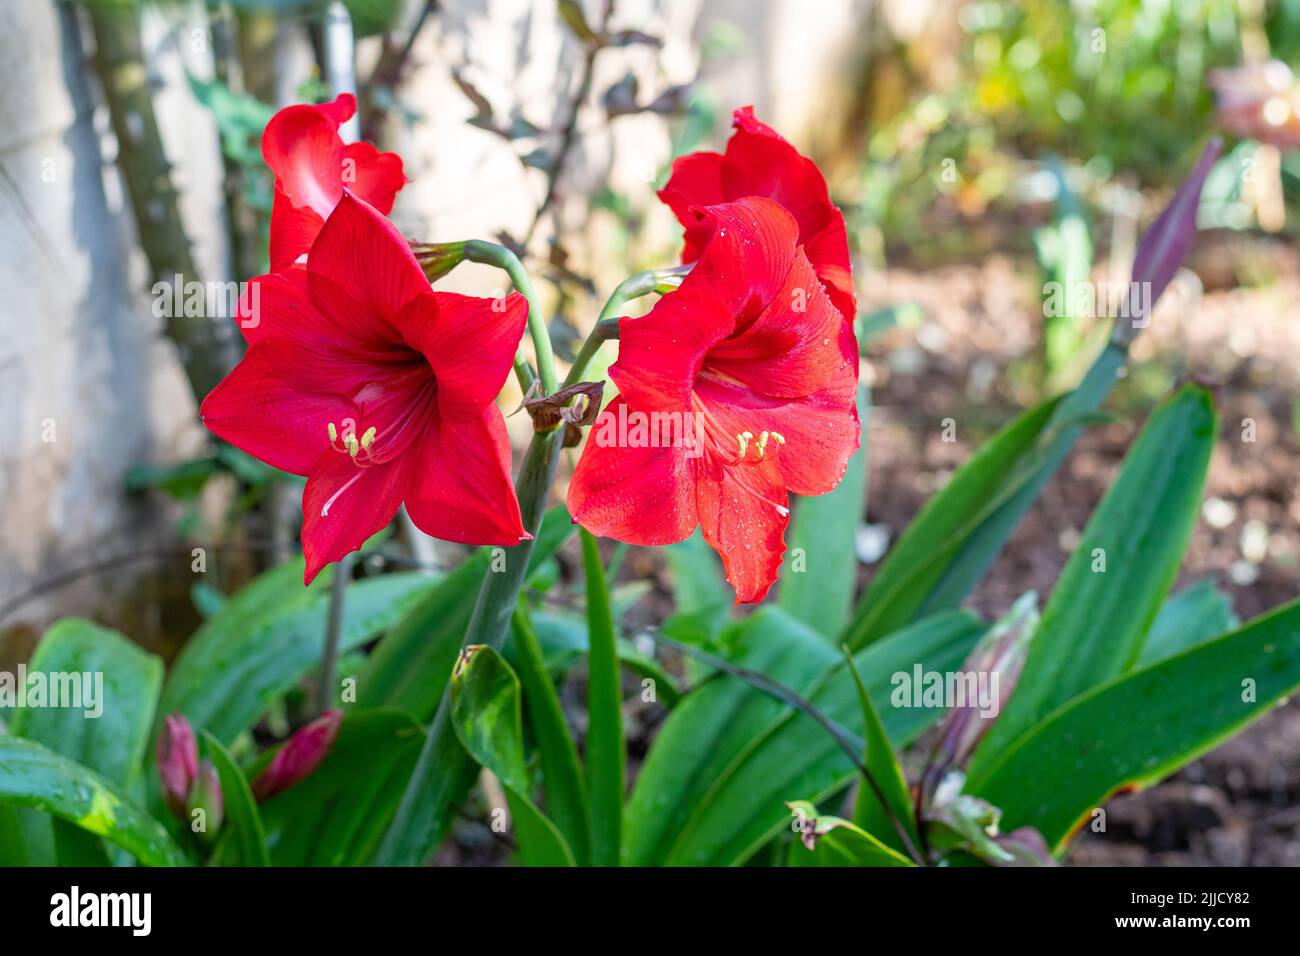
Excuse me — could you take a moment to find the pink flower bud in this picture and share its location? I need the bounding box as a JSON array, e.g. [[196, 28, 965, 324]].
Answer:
[[252, 709, 343, 802], [156, 713, 198, 819]]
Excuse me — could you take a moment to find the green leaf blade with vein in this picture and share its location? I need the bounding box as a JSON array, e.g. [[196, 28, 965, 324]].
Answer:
[[201, 732, 270, 867], [971, 384, 1217, 776], [450, 646, 575, 867], [0, 737, 187, 867], [581, 529, 625, 867], [11, 619, 163, 866], [971, 597, 1300, 853], [257, 710, 425, 866], [624, 607, 984, 866], [1141, 577, 1238, 666], [511, 604, 592, 865], [360, 506, 576, 720], [843, 396, 1061, 649], [160, 572, 436, 743], [779, 386, 869, 639], [843, 650, 918, 857]]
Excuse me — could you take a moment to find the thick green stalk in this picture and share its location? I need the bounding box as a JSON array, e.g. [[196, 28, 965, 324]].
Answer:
[[372, 427, 562, 865], [373, 265, 680, 864], [465, 240, 557, 395]]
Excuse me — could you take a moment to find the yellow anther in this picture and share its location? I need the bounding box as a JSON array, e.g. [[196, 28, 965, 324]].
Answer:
[[770, 432, 786, 445], [737, 431, 753, 460], [756, 431, 772, 459], [327, 422, 338, 443], [360, 426, 377, 451], [345, 434, 360, 458]]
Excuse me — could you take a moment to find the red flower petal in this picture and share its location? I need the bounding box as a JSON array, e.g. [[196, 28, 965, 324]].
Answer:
[[342, 141, 405, 215], [657, 151, 724, 261], [694, 454, 789, 604], [261, 101, 346, 219], [307, 192, 432, 323], [684, 198, 800, 320], [611, 284, 733, 412], [268, 185, 324, 272], [200, 345, 352, 476], [403, 409, 528, 546], [704, 245, 857, 400], [659, 107, 857, 322], [693, 376, 859, 497], [567, 397, 699, 546], [396, 290, 529, 421], [301, 450, 407, 583]]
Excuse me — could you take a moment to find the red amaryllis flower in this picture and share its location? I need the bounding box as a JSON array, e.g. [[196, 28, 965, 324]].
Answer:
[[263, 93, 406, 271], [568, 197, 859, 603], [201, 193, 530, 582], [658, 106, 856, 323]]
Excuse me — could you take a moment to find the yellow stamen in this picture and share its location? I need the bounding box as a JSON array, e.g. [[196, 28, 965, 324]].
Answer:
[[771, 431, 785, 445], [360, 426, 377, 451], [327, 422, 338, 443], [756, 431, 771, 459], [737, 431, 753, 460], [345, 434, 360, 458]]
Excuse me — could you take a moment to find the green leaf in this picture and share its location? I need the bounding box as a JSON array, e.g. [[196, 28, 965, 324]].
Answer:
[[581, 530, 625, 867], [449, 647, 575, 866], [971, 597, 1300, 853], [521, 611, 681, 708], [360, 506, 576, 721], [0, 737, 187, 867], [11, 619, 163, 866], [624, 607, 985, 866], [779, 386, 870, 639], [1140, 577, 1238, 666], [843, 650, 918, 857], [12, 619, 163, 787], [200, 732, 270, 867], [258, 710, 425, 866], [662, 529, 731, 651], [971, 385, 1217, 775], [843, 396, 1062, 648], [510, 604, 592, 865], [785, 801, 915, 867], [161, 572, 435, 743]]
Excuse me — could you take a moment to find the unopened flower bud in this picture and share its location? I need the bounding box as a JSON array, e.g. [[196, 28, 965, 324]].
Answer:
[[252, 709, 343, 802], [411, 241, 468, 283], [156, 713, 198, 820]]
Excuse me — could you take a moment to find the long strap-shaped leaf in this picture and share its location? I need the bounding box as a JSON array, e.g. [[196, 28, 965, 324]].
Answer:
[[779, 386, 870, 640], [970, 597, 1300, 853], [511, 604, 593, 865], [971, 384, 1216, 774], [581, 529, 625, 867]]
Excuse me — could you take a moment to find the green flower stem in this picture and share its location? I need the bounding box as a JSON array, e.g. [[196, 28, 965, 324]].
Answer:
[[464, 240, 557, 396], [562, 265, 690, 389]]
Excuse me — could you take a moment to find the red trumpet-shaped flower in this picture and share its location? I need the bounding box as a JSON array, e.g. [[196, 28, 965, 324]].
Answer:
[[201, 193, 530, 582], [568, 198, 859, 603], [658, 106, 856, 323], [263, 93, 406, 271]]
